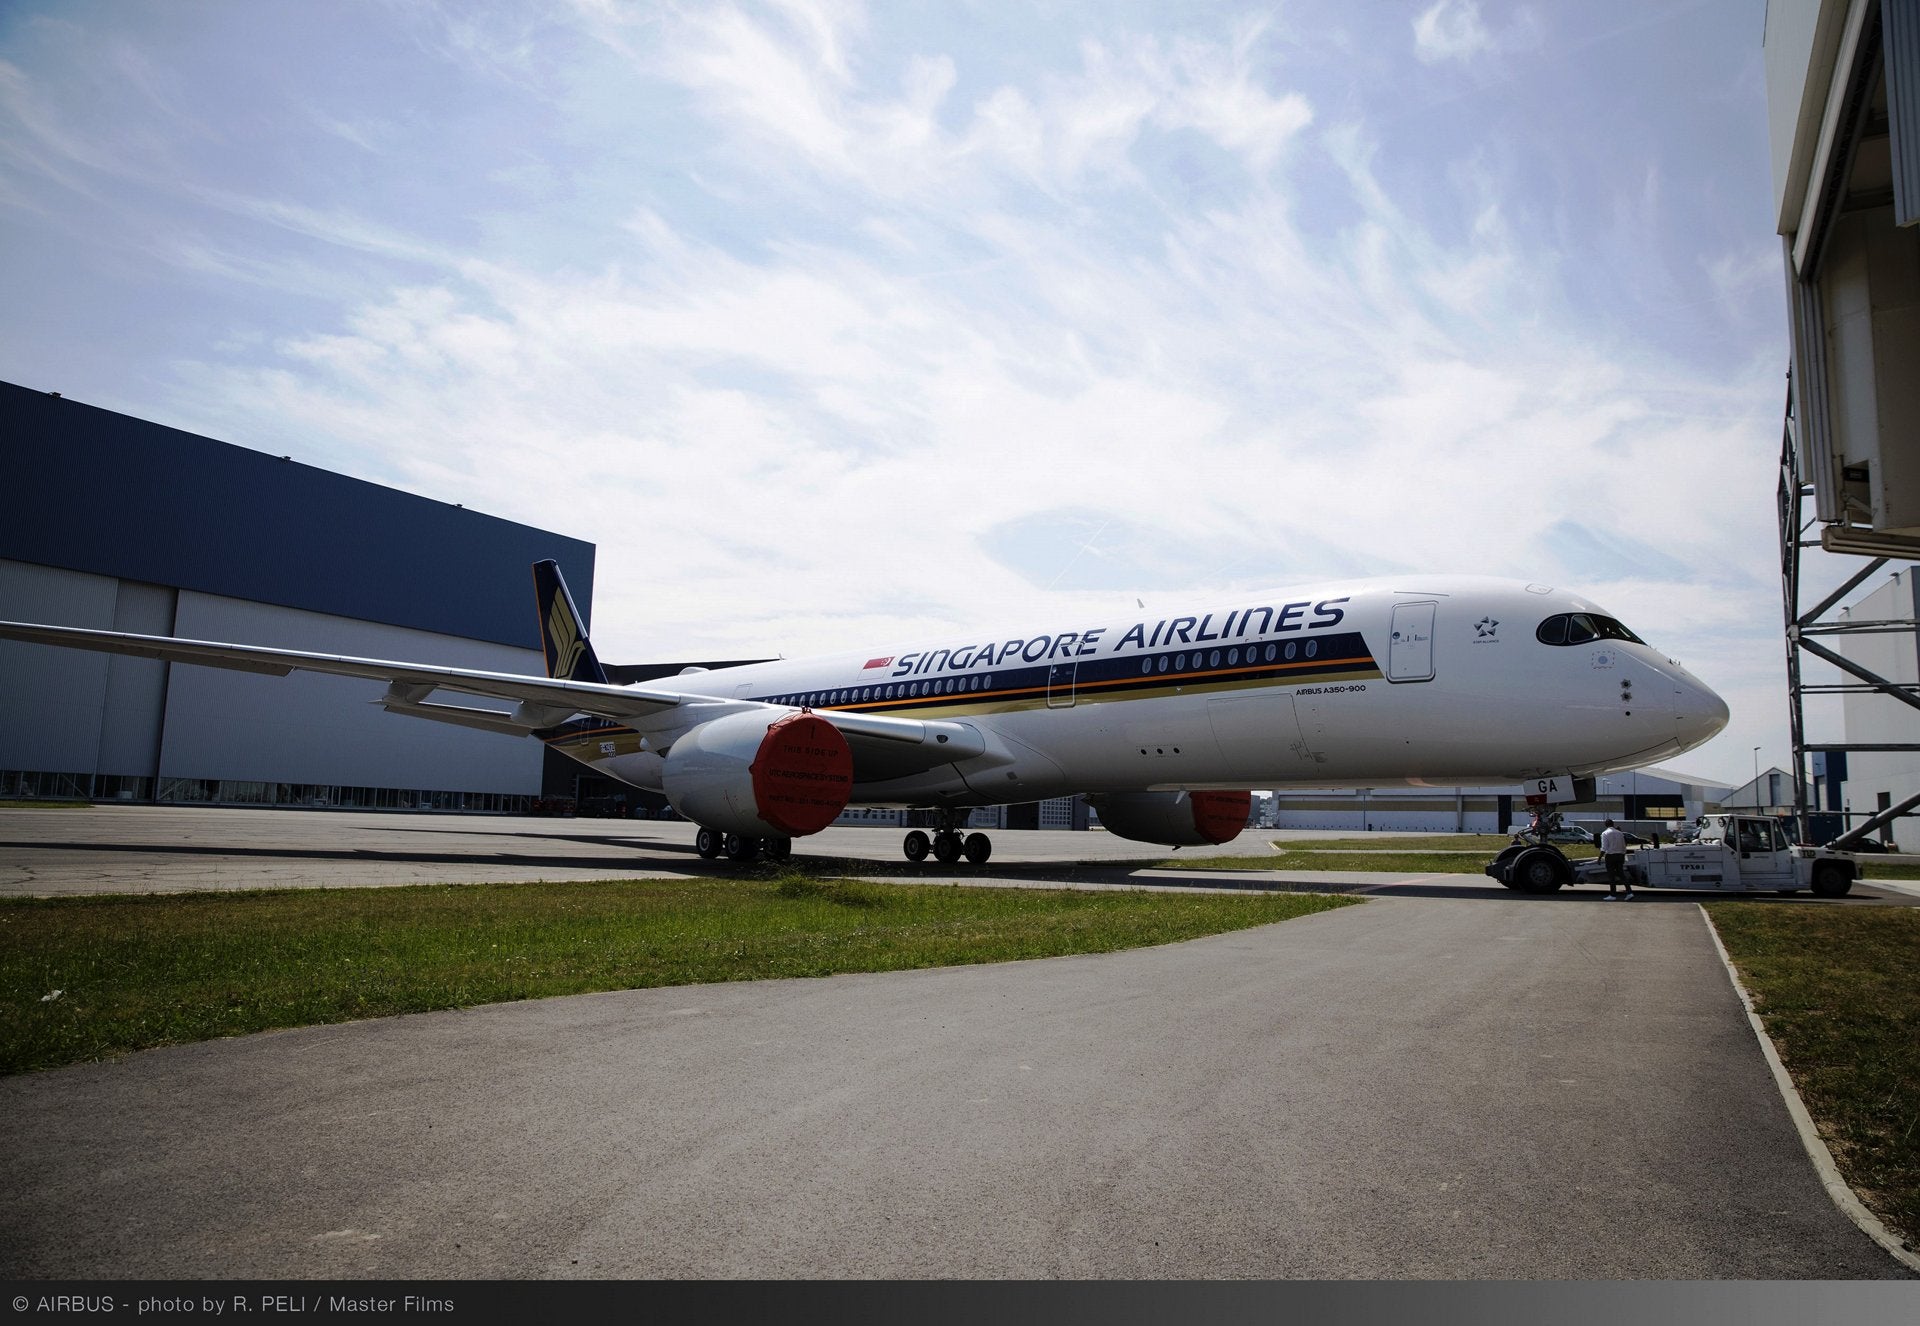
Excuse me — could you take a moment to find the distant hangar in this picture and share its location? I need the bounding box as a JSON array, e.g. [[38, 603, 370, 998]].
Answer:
[[0, 380, 595, 811]]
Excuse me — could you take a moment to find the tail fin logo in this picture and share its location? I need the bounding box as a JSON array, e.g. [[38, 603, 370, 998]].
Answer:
[[547, 597, 586, 679]]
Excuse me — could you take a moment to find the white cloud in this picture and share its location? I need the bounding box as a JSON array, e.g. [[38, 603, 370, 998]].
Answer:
[[1412, 0, 1494, 64], [1705, 241, 1783, 308], [624, 7, 1315, 202]]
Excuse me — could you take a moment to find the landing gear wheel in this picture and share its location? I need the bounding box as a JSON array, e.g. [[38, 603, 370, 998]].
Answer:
[[1512, 848, 1567, 894], [695, 827, 723, 860], [764, 837, 793, 862], [903, 830, 931, 863], [723, 833, 760, 863], [962, 832, 992, 865], [1811, 863, 1853, 898], [933, 831, 963, 863]]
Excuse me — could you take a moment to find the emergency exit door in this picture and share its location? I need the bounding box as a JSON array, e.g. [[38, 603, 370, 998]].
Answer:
[[1387, 601, 1436, 682]]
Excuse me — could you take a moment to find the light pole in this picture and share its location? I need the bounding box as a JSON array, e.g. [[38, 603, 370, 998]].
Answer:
[[1753, 746, 1762, 812]]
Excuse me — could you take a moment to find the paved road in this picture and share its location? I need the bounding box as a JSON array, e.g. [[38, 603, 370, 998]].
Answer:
[[4, 807, 1917, 907], [2, 883, 1910, 1278], [0, 806, 1294, 896]]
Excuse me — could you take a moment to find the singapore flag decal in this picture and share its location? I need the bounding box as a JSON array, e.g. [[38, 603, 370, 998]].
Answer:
[[863, 656, 894, 670]]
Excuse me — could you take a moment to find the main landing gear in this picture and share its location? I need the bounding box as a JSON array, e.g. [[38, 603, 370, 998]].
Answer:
[[902, 811, 992, 865], [694, 827, 792, 864], [688, 814, 992, 867]]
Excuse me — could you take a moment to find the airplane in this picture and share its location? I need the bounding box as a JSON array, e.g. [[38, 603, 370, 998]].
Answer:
[[0, 562, 1728, 868]]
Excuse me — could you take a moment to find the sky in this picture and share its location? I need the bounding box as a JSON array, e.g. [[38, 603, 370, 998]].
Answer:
[[0, 0, 1849, 790]]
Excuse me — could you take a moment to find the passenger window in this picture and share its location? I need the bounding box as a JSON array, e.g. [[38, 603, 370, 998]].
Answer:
[[1228, 648, 1239, 666]]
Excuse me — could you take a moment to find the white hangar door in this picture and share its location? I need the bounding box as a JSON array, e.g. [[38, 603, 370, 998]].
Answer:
[[1387, 601, 1436, 682]]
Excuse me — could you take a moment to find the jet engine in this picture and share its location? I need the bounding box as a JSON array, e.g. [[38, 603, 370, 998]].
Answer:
[[663, 710, 854, 838], [1089, 790, 1252, 848]]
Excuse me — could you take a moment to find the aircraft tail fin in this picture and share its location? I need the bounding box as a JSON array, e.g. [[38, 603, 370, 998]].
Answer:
[[532, 560, 610, 684]]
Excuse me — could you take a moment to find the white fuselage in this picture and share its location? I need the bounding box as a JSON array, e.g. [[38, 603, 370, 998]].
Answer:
[[560, 576, 1728, 808]]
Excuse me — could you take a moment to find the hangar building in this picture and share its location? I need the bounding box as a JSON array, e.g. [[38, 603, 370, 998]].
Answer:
[[1833, 567, 1920, 848], [1769, 0, 1920, 843], [0, 381, 596, 811]]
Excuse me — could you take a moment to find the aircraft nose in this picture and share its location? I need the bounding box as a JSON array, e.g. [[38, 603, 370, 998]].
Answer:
[[1673, 669, 1730, 750]]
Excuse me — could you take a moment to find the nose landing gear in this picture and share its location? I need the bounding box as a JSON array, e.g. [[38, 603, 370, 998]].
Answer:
[[902, 812, 993, 865]]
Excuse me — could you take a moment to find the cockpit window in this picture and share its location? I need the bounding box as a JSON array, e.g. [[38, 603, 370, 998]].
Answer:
[[1535, 613, 1646, 647]]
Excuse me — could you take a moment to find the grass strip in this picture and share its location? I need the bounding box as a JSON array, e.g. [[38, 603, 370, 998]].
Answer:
[[1707, 904, 1920, 1250], [1270, 834, 1528, 852], [0, 873, 1358, 1075], [1159, 851, 1476, 873], [1158, 842, 1600, 873]]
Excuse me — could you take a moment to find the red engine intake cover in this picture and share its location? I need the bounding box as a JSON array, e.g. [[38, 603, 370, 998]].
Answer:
[[1189, 790, 1253, 845], [749, 712, 855, 837]]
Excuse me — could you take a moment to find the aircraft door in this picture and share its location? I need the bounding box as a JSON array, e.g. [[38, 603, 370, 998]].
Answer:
[[1387, 601, 1437, 682], [1047, 661, 1077, 708]]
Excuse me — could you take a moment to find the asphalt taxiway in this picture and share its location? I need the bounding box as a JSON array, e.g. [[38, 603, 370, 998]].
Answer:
[[1, 806, 1914, 1278], [0, 805, 1421, 897], [5, 805, 1917, 904]]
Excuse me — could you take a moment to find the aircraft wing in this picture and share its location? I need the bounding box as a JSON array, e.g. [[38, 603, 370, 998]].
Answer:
[[0, 620, 985, 769]]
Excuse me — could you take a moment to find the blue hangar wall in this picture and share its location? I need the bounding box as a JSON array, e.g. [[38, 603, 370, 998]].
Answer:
[[0, 380, 597, 808]]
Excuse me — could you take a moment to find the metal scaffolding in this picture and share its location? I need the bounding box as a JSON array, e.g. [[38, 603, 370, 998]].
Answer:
[[1778, 377, 1920, 847]]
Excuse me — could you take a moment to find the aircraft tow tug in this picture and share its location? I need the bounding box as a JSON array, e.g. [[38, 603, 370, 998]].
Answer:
[[1485, 813, 1862, 897]]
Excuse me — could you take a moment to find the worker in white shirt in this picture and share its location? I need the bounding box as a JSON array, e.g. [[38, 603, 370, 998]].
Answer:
[[1599, 819, 1633, 899]]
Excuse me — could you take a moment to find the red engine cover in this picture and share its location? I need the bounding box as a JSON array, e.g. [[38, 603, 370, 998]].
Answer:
[[1189, 790, 1253, 845], [748, 712, 855, 836]]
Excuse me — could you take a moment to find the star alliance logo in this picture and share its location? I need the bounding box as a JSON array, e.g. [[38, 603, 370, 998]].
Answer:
[[1474, 617, 1499, 640]]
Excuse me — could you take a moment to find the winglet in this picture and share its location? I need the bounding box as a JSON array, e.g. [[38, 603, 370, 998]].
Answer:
[[531, 560, 609, 684]]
